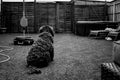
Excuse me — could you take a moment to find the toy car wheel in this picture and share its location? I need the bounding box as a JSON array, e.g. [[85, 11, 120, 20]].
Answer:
[[23, 41, 29, 45], [14, 40, 18, 45], [30, 41, 34, 45]]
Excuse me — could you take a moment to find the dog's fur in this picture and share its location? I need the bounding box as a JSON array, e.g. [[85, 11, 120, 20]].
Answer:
[[39, 25, 54, 37], [27, 25, 54, 68], [38, 32, 53, 43]]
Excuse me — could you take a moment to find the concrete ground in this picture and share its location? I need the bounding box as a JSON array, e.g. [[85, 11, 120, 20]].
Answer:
[[0, 33, 113, 80]]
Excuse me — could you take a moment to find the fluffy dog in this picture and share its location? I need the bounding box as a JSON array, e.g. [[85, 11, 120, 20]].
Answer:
[[27, 26, 54, 68]]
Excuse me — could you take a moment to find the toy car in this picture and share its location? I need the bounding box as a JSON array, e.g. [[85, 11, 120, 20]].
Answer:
[[14, 36, 34, 45]]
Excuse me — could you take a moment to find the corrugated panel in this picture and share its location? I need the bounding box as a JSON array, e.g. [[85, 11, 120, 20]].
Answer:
[[115, 3, 120, 13], [108, 5, 113, 14], [48, 3, 56, 27], [74, 1, 106, 5], [36, 3, 56, 31], [36, 3, 47, 28], [56, 2, 72, 32], [74, 5, 106, 21], [116, 13, 120, 21], [108, 0, 120, 22], [108, 14, 113, 21]]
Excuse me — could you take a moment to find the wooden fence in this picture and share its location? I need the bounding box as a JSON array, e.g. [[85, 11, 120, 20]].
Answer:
[[2, 2, 72, 33], [74, 1, 107, 21], [2, 1, 108, 33], [108, 0, 120, 22]]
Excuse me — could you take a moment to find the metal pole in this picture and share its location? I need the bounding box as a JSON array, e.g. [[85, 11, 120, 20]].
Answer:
[[23, 0, 25, 16], [47, 3, 49, 25], [0, 0, 2, 13], [113, 2, 115, 22], [105, 0, 107, 21], [20, 0, 28, 36], [34, 0, 36, 32], [1, 0, 2, 27], [1, 0, 4, 28], [23, 0, 25, 36]]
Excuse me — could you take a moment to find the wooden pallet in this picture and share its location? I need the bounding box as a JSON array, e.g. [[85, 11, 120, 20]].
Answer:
[[101, 62, 120, 80]]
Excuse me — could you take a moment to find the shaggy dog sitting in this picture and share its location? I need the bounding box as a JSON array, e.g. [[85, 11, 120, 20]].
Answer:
[[27, 27, 54, 68]]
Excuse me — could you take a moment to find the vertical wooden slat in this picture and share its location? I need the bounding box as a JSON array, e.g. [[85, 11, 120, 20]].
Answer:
[[64, 3, 66, 32], [47, 3, 49, 25], [0, 13, 1, 28], [34, 0, 36, 33], [56, 2, 59, 32], [72, 1, 76, 34]]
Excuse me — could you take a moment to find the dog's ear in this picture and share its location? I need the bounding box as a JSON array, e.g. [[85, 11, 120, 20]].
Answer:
[[39, 25, 45, 32]]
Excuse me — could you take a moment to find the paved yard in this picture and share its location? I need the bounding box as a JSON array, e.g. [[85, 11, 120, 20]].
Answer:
[[0, 33, 113, 80]]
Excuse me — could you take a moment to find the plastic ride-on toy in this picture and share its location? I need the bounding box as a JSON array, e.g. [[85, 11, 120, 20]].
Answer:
[[14, 36, 34, 45]]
